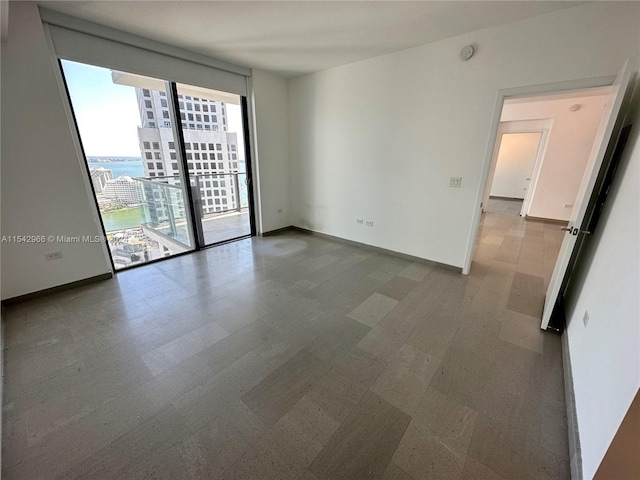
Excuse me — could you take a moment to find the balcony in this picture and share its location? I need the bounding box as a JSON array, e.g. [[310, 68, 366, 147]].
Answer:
[[102, 173, 250, 269], [201, 209, 251, 244]]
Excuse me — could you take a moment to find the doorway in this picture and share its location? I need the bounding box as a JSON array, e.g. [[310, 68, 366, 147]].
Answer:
[[483, 119, 552, 218], [491, 132, 541, 206], [470, 85, 615, 321], [60, 60, 256, 270], [174, 83, 254, 247]]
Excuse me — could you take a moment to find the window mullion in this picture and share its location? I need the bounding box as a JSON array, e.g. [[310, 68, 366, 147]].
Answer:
[[166, 80, 204, 249]]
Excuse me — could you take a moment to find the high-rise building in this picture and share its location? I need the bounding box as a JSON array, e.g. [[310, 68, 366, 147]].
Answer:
[[134, 87, 241, 216], [89, 167, 113, 194], [103, 175, 138, 205]]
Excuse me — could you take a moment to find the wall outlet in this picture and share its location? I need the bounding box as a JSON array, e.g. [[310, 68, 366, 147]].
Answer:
[[365, 220, 374, 227], [563, 204, 573, 209], [583, 310, 590, 327], [449, 177, 462, 188], [45, 251, 63, 261], [277, 208, 283, 214], [356, 219, 364, 224]]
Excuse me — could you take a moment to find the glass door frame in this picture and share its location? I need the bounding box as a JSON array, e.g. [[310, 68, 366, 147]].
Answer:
[[166, 81, 201, 249], [241, 96, 258, 239], [58, 59, 257, 272], [169, 84, 257, 250]]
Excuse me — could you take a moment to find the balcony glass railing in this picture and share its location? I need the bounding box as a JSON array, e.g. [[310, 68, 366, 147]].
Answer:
[[190, 173, 249, 215], [139, 173, 249, 215], [134, 172, 250, 246], [134, 177, 191, 247], [190, 173, 251, 244]]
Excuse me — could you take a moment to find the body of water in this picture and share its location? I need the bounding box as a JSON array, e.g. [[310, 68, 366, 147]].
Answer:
[[102, 207, 143, 232], [91, 159, 250, 232], [88, 160, 144, 178]]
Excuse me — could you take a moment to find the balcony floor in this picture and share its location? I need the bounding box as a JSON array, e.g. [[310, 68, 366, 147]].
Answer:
[[201, 209, 251, 245]]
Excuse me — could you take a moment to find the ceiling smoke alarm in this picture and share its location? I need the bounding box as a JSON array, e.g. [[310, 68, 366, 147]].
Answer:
[[460, 45, 474, 61]]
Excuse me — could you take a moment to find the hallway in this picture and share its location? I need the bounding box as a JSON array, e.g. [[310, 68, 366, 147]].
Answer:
[[2, 199, 569, 480], [474, 198, 565, 316]]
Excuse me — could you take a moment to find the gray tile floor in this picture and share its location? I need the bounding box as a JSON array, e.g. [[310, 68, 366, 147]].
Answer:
[[1, 199, 569, 479]]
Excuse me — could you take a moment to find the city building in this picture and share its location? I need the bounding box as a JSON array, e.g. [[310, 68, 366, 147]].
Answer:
[[102, 175, 138, 205], [132, 83, 241, 216], [89, 166, 113, 194]]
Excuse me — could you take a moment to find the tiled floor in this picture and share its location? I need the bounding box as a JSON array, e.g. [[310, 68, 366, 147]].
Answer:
[[1, 199, 569, 480]]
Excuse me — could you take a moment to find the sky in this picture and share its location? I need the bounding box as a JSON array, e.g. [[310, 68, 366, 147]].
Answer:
[[62, 60, 245, 160], [62, 60, 141, 157]]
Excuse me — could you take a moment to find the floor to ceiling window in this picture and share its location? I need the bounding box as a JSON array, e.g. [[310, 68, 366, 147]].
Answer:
[[61, 60, 254, 270], [175, 83, 252, 246]]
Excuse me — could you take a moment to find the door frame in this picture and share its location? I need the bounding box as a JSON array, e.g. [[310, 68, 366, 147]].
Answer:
[[483, 119, 553, 217], [185, 94, 258, 248], [241, 96, 258, 238], [462, 75, 616, 275]]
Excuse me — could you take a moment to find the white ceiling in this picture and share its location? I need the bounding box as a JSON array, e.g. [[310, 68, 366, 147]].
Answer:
[[38, 1, 584, 77]]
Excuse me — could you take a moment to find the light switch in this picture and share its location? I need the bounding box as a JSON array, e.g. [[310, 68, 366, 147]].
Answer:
[[449, 177, 462, 188]]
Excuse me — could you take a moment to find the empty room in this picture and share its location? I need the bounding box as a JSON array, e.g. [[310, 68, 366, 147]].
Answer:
[[1, 2, 639, 480]]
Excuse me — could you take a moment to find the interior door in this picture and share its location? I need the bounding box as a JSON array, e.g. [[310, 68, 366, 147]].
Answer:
[[519, 131, 548, 217], [494, 132, 539, 216], [541, 58, 637, 330], [491, 132, 542, 201], [482, 119, 552, 214]]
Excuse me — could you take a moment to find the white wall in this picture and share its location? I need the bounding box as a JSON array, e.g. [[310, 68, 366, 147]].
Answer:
[[289, 2, 640, 268], [251, 69, 291, 233], [1, 2, 111, 300], [490, 132, 541, 199], [501, 92, 610, 221], [563, 78, 640, 480]]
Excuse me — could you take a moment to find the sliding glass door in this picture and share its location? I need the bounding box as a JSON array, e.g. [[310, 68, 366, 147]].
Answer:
[[175, 83, 252, 246], [61, 60, 254, 270]]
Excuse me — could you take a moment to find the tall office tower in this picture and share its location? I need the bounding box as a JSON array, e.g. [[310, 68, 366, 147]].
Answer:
[[134, 87, 241, 216]]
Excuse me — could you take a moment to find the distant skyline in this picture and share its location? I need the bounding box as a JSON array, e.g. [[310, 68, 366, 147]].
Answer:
[[62, 60, 245, 161]]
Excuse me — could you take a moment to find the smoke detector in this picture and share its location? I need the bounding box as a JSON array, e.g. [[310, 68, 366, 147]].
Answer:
[[460, 45, 474, 61], [569, 104, 581, 112]]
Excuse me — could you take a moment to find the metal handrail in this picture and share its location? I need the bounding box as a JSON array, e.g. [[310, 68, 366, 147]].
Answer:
[[133, 172, 248, 219], [138, 172, 247, 182], [132, 176, 182, 189]]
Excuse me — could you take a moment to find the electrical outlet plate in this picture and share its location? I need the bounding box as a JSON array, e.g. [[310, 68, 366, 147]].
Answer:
[[583, 310, 590, 327], [356, 219, 363, 224], [449, 177, 462, 188], [45, 251, 64, 261], [365, 221, 374, 227]]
